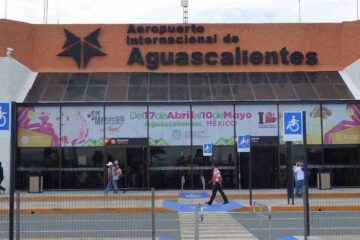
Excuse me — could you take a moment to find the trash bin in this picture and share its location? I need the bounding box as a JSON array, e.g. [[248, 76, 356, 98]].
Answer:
[[29, 174, 43, 193], [317, 170, 331, 190]]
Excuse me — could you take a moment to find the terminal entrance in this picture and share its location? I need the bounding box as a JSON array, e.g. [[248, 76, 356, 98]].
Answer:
[[106, 147, 147, 189], [239, 146, 278, 189]]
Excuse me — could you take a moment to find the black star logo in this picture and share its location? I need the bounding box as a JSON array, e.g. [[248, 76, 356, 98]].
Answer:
[[57, 28, 106, 68]]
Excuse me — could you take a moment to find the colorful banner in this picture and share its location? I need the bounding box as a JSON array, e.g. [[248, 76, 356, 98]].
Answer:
[[61, 106, 104, 147], [279, 104, 321, 144], [17, 107, 60, 147], [192, 105, 234, 145], [235, 105, 278, 137], [323, 104, 360, 144], [148, 106, 191, 146], [105, 106, 147, 140]]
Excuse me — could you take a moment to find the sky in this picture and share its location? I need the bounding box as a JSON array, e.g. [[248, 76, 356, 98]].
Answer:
[[1, 0, 359, 24]]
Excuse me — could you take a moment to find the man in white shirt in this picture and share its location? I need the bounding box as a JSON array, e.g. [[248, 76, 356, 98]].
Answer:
[[293, 162, 304, 197], [206, 163, 229, 205]]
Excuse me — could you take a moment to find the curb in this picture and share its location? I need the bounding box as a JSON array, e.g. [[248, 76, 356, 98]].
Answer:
[[1, 192, 359, 201]]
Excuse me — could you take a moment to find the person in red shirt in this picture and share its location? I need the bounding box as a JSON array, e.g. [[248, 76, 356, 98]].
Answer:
[[206, 163, 229, 205]]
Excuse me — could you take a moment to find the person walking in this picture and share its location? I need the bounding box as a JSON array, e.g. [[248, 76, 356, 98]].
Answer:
[[105, 162, 114, 194], [206, 163, 228, 205], [113, 161, 122, 193], [0, 162, 6, 194], [293, 161, 304, 197]]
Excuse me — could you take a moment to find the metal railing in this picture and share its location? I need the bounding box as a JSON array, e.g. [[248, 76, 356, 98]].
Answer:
[[252, 201, 272, 240], [8, 188, 156, 240], [194, 203, 203, 240]]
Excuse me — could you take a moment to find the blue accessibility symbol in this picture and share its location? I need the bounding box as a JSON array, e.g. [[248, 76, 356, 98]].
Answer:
[[203, 144, 212, 156], [237, 135, 250, 152], [0, 103, 10, 131], [284, 112, 302, 135]]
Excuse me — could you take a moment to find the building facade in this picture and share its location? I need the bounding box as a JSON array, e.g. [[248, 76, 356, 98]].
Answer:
[[1, 20, 360, 190]]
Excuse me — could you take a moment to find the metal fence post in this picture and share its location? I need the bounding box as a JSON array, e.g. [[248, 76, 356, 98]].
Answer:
[[195, 204, 199, 240], [9, 102, 17, 240], [151, 188, 155, 240], [15, 191, 20, 240]]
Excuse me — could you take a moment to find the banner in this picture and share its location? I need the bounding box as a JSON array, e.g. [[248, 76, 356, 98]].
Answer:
[[105, 106, 147, 139], [279, 104, 321, 144], [149, 106, 191, 146], [236, 105, 278, 137], [18, 107, 60, 147], [61, 106, 104, 147], [323, 104, 360, 144], [192, 105, 234, 145]]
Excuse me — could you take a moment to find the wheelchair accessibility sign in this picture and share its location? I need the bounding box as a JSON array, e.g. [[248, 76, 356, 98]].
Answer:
[[237, 135, 250, 152], [0, 103, 10, 131], [203, 144, 213, 156], [283, 111, 303, 141]]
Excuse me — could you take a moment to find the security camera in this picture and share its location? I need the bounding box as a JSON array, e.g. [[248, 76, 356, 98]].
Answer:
[[6, 48, 14, 57]]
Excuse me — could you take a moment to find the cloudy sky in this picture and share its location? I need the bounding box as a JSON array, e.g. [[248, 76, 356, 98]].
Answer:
[[1, 0, 359, 24]]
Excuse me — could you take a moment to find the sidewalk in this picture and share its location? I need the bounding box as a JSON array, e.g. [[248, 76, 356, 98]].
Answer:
[[1, 188, 359, 214]]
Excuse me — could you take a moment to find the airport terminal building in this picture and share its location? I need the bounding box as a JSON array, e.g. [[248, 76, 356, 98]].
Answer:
[[1, 19, 360, 190]]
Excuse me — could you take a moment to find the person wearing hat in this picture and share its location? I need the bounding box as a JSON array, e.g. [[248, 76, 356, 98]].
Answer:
[[105, 162, 114, 194]]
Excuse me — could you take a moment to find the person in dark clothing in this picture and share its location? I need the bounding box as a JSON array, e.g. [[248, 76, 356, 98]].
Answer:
[[206, 163, 228, 205], [0, 162, 6, 194]]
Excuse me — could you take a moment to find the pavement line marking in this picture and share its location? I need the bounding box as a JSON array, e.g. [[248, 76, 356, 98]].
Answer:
[[0, 207, 176, 214]]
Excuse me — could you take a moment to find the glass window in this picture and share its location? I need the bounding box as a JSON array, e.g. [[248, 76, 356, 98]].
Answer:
[[190, 85, 211, 100], [326, 72, 344, 84], [32, 73, 49, 88], [306, 72, 330, 85], [273, 85, 297, 100], [170, 73, 189, 100], [41, 86, 65, 101], [16, 171, 60, 190], [129, 73, 148, 86], [149, 73, 168, 85], [314, 85, 339, 99], [228, 73, 248, 85], [211, 84, 233, 100], [150, 146, 192, 167], [48, 73, 70, 86], [169, 73, 188, 85], [105, 85, 127, 101], [68, 73, 89, 86], [288, 72, 309, 85], [18, 148, 60, 168], [267, 73, 289, 84], [150, 170, 191, 189], [170, 85, 190, 100], [324, 148, 359, 165], [63, 86, 86, 101], [88, 73, 109, 85], [248, 73, 268, 84], [84, 86, 106, 101], [25, 87, 44, 102], [149, 85, 169, 101], [308, 147, 322, 165], [252, 85, 276, 100], [128, 86, 147, 101], [208, 73, 229, 84], [295, 85, 318, 99], [189, 73, 208, 85], [232, 85, 255, 100], [334, 85, 354, 99], [62, 148, 104, 167], [61, 171, 104, 189], [108, 73, 129, 85]]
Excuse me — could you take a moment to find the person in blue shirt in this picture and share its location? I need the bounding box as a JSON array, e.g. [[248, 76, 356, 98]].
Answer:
[[0, 162, 6, 194]]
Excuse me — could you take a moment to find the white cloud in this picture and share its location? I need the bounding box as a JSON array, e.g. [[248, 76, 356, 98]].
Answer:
[[1, 0, 359, 24]]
